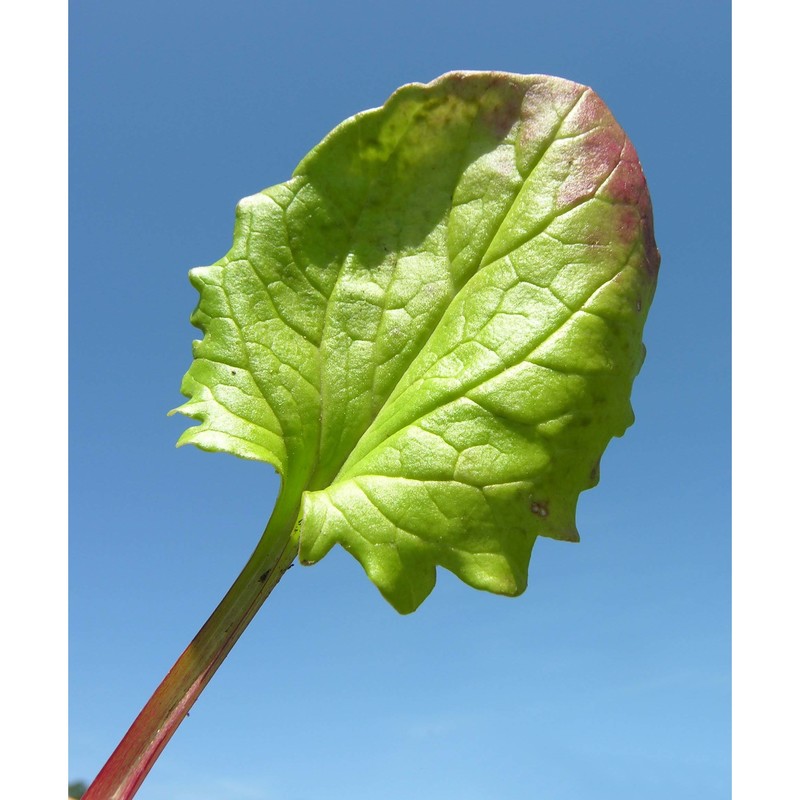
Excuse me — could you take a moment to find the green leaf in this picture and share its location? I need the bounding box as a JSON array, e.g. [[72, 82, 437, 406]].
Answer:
[[172, 70, 659, 613]]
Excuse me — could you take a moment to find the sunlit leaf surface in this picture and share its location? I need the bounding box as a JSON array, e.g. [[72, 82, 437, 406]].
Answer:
[[174, 71, 659, 612]]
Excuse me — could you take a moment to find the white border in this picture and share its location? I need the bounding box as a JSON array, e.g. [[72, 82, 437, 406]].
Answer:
[[1, 1, 68, 797], [733, 1, 798, 795]]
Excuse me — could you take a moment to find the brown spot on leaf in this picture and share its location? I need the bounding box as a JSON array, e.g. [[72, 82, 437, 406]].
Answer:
[[530, 500, 549, 518]]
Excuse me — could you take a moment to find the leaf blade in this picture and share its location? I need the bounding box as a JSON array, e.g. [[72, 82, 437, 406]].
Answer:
[[174, 71, 659, 611]]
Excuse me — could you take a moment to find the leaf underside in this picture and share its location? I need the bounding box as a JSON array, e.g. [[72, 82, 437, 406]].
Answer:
[[173, 70, 659, 613]]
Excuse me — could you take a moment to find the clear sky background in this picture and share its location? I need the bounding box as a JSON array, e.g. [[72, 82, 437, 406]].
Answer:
[[68, 2, 731, 798]]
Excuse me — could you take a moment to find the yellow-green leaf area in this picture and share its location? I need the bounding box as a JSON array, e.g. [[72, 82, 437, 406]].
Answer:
[[173, 71, 659, 613]]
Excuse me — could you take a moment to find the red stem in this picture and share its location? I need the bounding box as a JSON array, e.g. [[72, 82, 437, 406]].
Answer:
[[84, 497, 300, 800]]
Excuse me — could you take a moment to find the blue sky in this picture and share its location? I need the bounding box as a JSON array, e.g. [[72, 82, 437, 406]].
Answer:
[[68, 2, 730, 798]]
